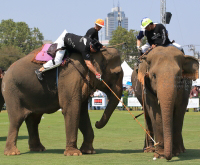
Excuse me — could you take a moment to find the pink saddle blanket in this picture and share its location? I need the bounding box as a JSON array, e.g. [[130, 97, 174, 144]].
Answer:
[[35, 44, 53, 62]]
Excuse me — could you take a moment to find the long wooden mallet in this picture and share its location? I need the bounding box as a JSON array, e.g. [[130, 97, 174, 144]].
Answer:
[[101, 42, 126, 50]]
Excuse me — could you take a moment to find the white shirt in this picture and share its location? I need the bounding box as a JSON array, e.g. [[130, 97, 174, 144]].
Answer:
[[94, 90, 103, 97]]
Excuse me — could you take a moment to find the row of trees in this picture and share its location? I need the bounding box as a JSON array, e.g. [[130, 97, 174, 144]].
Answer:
[[0, 19, 146, 70], [0, 19, 44, 69]]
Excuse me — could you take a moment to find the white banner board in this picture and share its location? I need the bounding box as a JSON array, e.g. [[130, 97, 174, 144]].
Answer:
[[128, 97, 142, 107], [187, 98, 199, 108], [92, 97, 106, 107]]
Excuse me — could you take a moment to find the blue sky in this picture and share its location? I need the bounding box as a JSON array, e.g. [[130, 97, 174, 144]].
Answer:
[[1, 0, 200, 56]]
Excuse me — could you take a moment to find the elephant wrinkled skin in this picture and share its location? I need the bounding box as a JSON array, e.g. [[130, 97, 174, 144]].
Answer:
[[2, 47, 123, 156], [131, 46, 199, 160]]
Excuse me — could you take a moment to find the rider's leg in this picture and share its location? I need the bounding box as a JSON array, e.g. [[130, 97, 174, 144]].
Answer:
[[141, 43, 150, 54], [172, 43, 184, 54], [42, 49, 66, 72], [35, 39, 66, 80]]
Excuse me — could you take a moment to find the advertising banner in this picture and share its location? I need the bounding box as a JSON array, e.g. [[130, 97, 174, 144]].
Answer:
[[128, 97, 142, 107], [187, 98, 199, 108], [92, 97, 106, 107]]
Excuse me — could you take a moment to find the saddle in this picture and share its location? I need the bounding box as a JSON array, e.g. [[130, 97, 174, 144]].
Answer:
[[31, 44, 69, 65]]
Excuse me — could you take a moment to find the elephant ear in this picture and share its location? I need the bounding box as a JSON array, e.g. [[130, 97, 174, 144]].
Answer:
[[182, 55, 199, 81], [101, 48, 121, 73], [138, 60, 148, 85]]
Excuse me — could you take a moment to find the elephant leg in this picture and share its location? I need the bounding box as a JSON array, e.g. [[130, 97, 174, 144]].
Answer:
[[148, 106, 165, 158], [143, 107, 155, 153], [62, 98, 82, 156], [25, 113, 46, 152], [4, 106, 24, 155], [79, 100, 95, 154], [152, 114, 165, 158], [143, 112, 155, 153], [172, 107, 186, 155]]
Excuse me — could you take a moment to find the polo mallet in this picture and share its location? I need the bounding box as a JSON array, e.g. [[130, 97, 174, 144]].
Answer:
[[101, 79, 159, 146], [101, 42, 126, 50], [134, 112, 144, 119]]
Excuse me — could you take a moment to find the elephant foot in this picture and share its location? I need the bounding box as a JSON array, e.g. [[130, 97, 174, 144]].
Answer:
[[64, 147, 82, 156], [172, 146, 186, 156], [80, 143, 96, 154], [144, 146, 155, 153], [173, 135, 186, 154], [4, 147, 20, 156], [173, 141, 186, 156], [30, 144, 46, 152], [154, 148, 164, 158]]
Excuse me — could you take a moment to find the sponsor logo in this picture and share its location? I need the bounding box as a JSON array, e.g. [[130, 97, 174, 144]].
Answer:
[[94, 99, 102, 105], [79, 37, 87, 45], [67, 38, 75, 48], [151, 33, 160, 40]]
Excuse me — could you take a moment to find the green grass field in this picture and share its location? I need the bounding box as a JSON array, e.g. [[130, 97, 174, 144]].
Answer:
[[0, 110, 200, 165]]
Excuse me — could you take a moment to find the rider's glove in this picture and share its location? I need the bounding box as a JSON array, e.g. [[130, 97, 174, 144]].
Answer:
[[96, 73, 102, 81]]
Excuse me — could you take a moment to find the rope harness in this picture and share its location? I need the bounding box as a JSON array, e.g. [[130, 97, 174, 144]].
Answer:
[[65, 57, 93, 90]]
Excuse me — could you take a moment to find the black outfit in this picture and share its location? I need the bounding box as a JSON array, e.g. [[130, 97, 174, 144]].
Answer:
[[144, 24, 171, 46], [85, 28, 103, 49], [64, 33, 92, 60], [85, 27, 99, 41]]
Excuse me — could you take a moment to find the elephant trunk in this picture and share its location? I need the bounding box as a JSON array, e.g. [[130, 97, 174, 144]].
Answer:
[[95, 75, 123, 129], [157, 77, 176, 160]]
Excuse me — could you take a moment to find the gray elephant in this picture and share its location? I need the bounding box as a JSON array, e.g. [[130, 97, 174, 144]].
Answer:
[[2, 47, 123, 156], [131, 46, 199, 160]]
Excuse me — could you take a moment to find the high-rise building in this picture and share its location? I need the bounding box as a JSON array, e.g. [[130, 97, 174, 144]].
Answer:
[[105, 5, 128, 40]]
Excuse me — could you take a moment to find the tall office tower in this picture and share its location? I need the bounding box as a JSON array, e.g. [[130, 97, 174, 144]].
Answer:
[[105, 5, 128, 40]]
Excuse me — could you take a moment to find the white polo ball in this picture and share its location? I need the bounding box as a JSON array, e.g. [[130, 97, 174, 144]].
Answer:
[[153, 157, 157, 160]]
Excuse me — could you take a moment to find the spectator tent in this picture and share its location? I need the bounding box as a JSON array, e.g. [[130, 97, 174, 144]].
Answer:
[[121, 61, 133, 86]]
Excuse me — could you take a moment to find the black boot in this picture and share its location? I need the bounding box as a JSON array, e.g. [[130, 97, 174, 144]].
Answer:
[[35, 69, 43, 81]]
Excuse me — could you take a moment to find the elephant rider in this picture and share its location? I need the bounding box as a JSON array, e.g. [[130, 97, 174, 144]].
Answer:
[[136, 17, 183, 55], [85, 19, 106, 49], [35, 33, 103, 81]]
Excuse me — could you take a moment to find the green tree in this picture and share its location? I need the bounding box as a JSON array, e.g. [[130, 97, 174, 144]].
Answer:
[[0, 19, 44, 54], [109, 26, 146, 68], [0, 45, 25, 70]]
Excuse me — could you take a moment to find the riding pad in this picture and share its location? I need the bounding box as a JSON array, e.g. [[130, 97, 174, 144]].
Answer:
[[31, 44, 53, 64]]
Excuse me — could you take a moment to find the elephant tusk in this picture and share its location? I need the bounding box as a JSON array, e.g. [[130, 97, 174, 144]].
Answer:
[[158, 100, 160, 105]]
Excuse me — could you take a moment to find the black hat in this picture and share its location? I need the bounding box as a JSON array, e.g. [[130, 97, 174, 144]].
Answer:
[[90, 39, 101, 51]]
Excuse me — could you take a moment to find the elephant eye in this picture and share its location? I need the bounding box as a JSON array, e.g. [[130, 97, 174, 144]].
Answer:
[[152, 73, 156, 79]]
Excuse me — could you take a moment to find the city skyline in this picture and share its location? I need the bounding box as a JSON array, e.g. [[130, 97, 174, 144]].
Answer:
[[105, 5, 128, 40]]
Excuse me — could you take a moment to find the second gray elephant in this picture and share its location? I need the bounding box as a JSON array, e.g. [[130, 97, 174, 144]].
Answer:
[[131, 46, 198, 160]]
